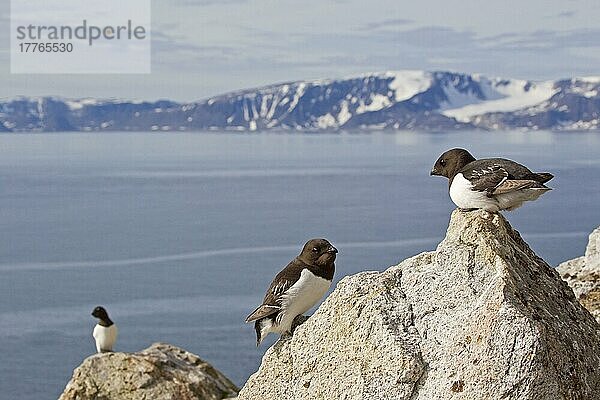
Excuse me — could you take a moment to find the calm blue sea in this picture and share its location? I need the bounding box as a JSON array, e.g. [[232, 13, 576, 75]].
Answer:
[[1, 131, 599, 399]]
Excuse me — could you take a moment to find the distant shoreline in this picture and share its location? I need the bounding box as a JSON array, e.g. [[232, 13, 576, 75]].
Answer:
[[1, 71, 599, 133]]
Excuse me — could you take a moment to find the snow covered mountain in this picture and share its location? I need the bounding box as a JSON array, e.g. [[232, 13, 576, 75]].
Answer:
[[1, 71, 599, 132]]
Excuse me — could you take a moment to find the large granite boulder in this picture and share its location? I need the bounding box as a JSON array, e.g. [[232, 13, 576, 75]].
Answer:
[[59, 342, 238, 400], [238, 210, 600, 400], [558, 226, 600, 323]]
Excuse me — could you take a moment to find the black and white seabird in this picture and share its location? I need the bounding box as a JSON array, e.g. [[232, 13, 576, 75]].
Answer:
[[245, 238, 337, 346], [431, 148, 553, 212], [91, 306, 118, 353]]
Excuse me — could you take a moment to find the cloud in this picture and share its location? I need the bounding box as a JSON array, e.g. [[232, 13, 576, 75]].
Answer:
[[150, 29, 240, 72], [2, 0, 599, 101], [280, 24, 600, 80], [382, 26, 475, 47], [189, 21, 600, 84], [358, 18, 413, 31], [276, 25, 471, 50], [151, 25, 239, 55], [0, 11, 9, 57], [481, 28, 600, 51], [176, 0, 250, 6], [553, 10, 576, 18]]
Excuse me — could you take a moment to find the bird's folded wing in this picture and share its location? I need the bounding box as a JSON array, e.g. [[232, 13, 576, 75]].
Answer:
[[492, 179, 547, 195], [463, 165, 509, 195], [528, 172, 554, 184], [245, 262, 304, 323], [245, 304, 280, 323]]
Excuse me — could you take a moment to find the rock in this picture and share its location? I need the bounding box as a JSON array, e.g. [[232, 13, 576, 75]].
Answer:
[[238, 210, 600, 400], [558, 226, 600, 323], [59, 343, 239, 400]]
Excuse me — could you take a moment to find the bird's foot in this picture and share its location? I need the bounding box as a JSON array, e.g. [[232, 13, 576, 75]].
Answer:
[[276, 315, 310, 344], [458, 207, 478, 212], [291, 314, 310, 333], [274, 331, 294, 348]]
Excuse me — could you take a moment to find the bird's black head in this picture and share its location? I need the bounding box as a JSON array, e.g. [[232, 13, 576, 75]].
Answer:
[[299, 238, 338, 266], [430, 148, 476, 179], [91, 306, 110, 322]]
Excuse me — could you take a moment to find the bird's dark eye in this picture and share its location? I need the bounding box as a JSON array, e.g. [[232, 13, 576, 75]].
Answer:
[[440, 159, 446, 166], [312, 247, 319, 252]]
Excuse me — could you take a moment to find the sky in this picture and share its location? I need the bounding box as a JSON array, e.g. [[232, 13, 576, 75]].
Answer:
[[1, 0, 599, 101]]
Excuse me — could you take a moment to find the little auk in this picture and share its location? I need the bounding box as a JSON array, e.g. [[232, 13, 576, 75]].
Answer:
[[91, 306, 118, 353], [431, 148, 553, 212], [245, 238, 337, 346]]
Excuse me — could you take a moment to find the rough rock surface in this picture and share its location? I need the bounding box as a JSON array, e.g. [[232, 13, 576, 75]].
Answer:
[[238, 210, 600, 400], [59, 343, 238, 400], [558, 226, 600, 323]]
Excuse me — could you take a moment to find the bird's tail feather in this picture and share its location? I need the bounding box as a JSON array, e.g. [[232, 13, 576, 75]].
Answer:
[[528, 172, 553, 184], [254, 318, 273, 347]]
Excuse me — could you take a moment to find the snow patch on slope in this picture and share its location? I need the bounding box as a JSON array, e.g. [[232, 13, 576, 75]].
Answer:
[[337, 101, 352, 125], [568, 79, 600, 98], [442, 79, 557, 122], [356, 94, 392, 114], [317, 113, 337, 129], [386, 71, 433, 102], [288, 83, 306, 112], [578, 76, 600, 84], [65, 99, 101, 110], [441, 84, 488, 110]]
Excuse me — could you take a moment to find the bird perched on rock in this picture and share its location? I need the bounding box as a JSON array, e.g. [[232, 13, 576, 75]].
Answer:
[[431, 148, 553, 212], [245, 238, 337, 346], [91, 306, 118, 353]]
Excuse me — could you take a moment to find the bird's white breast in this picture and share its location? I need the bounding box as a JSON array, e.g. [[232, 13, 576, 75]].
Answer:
[[277, 269, 331, 333], [93, 324, 118, 353], [449, 173, 499, 212]]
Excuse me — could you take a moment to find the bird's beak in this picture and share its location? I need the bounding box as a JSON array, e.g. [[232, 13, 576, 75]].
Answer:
[[327, 246, 338, 254], [430, 168, 438, 176]]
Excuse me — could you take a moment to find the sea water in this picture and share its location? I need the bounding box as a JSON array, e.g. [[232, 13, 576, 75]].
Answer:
[[0, 131, 599, 399]]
